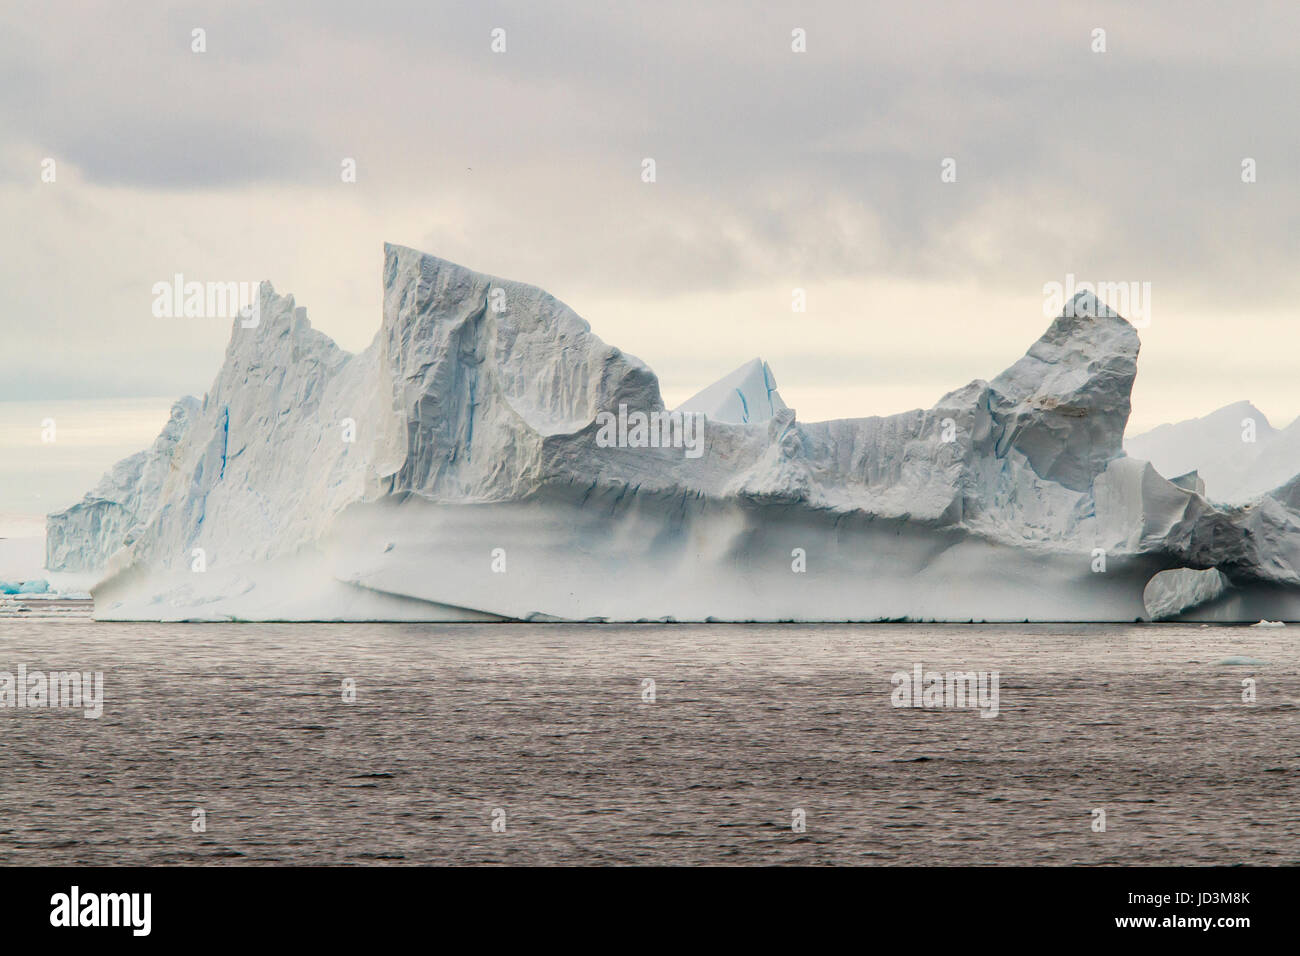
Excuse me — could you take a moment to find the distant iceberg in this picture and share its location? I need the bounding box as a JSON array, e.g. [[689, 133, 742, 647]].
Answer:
[[0, 579, 49, 595], [1125, 401, 1300, 504], [45, 244, 1300, 622]]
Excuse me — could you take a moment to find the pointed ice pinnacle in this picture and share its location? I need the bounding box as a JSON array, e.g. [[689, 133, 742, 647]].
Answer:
[[675, 358, 789, 425], [1063, 289, 1121, 319]]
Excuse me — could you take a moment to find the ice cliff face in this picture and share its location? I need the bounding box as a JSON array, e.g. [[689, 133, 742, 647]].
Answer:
[[47, 246, 1300, 621], [46, 397, 199, 572]]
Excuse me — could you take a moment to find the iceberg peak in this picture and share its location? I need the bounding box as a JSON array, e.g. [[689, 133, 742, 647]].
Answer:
[[42, 244, 1300, 623], [675, 357, 789, 425], [1064, 288, 1122, 318], [988, 302, 1139, 491]]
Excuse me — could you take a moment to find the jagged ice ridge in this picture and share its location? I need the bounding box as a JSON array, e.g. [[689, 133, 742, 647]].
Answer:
[[46, 245, 1300, 622]]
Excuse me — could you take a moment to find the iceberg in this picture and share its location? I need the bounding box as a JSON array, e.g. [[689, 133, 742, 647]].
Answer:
[[675, 358, 788, 425], [0, 579, 50, 595], [46, 397, 200, 573], [1142, 568, 1228, 621], [46, 244, 1300, 622]]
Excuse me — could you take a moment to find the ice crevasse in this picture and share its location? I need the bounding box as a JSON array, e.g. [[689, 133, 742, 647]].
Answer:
[[45, 244, 1300, 622]]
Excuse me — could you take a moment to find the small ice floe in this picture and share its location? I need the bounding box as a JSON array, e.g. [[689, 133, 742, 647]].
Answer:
[[1216, 656, 1267, 666], [0, 579, 50, 595], [1251, 620, 1286, 628]]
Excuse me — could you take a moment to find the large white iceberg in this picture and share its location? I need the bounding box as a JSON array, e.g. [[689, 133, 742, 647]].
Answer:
[[46, 244, 1300, 622]]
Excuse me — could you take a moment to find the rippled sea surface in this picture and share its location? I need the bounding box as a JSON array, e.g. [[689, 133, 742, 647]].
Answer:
[[0, 619, 1296, 865]]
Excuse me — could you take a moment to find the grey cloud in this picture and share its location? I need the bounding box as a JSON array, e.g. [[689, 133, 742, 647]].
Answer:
[[0, 0, 1298, 402]]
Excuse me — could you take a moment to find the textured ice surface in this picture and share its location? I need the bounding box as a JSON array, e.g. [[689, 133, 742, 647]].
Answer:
[[1143, 568, 1229, 621], [46, 397, 199, 572], [47, 249, 1300, 621], [675, 358, 788, 425]]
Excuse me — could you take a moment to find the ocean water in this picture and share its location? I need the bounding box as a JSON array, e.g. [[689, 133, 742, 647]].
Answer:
[[0, 618, 1296, 866]]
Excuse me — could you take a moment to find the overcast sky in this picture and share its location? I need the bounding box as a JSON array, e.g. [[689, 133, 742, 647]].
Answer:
[[3, 0, 1300, 520]]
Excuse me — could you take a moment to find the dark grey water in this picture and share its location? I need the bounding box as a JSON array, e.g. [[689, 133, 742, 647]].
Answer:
[[0, 620, 1296, 865]]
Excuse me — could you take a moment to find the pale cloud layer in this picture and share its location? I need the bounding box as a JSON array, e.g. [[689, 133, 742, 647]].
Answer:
[[3, 0, 1299, 455]]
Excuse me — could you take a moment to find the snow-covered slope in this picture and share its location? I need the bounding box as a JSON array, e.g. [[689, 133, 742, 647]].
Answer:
[[1125, 401, 1273, 486], [675, 358, 789, 425], [1125, 401, 1300, 504], [46, 246, 1300, 621]]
